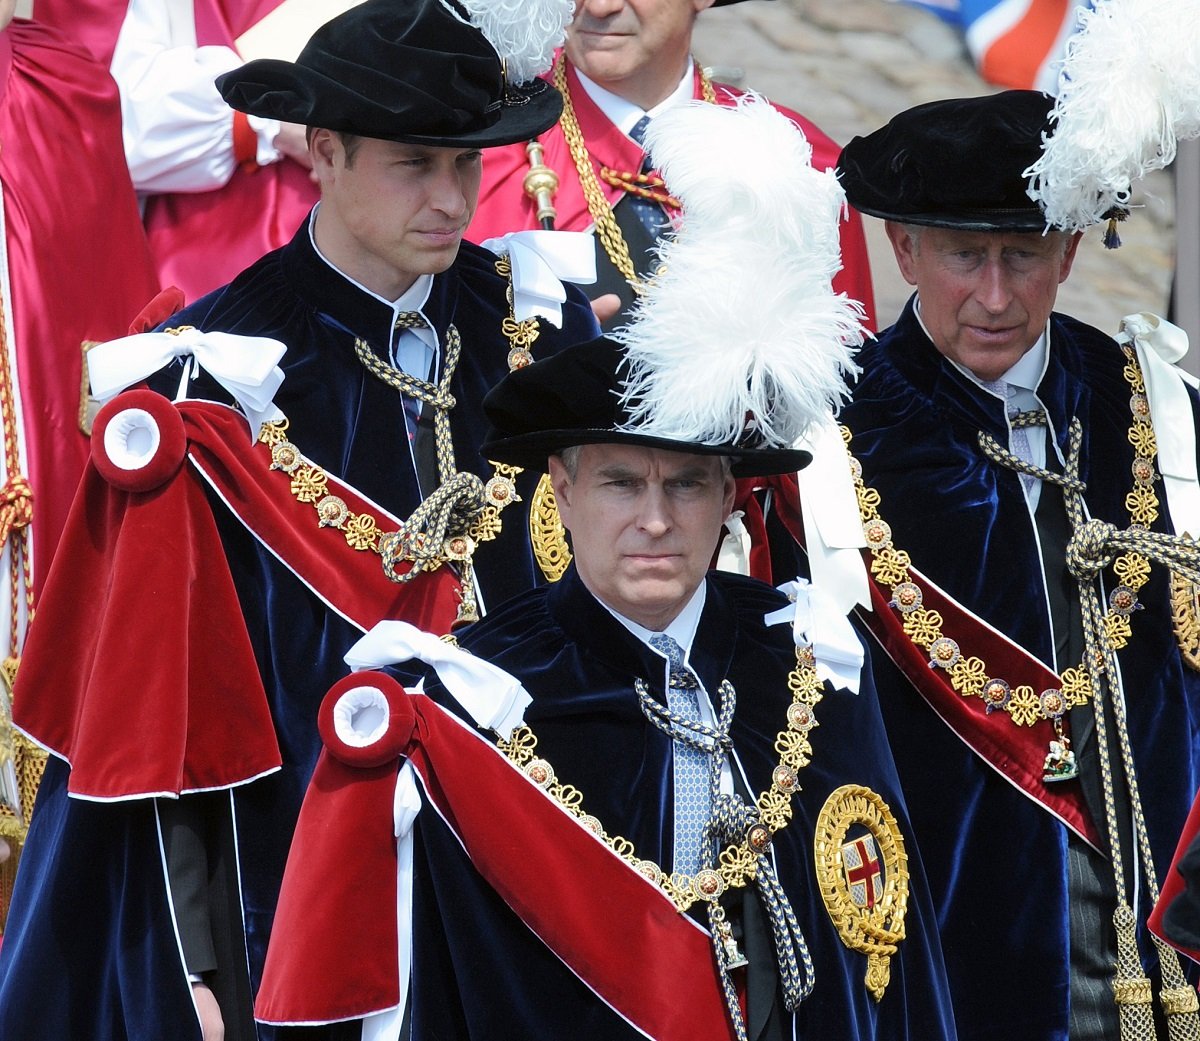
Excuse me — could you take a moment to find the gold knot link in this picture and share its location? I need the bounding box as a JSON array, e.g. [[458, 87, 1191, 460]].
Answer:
[[1161, 984, 1200, 1015], [0, 474, 33, 544], [1111, 977, 1154, 1006], [1066, 518, 1119, 581]]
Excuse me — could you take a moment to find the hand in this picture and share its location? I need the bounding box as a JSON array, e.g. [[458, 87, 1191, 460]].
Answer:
[[0, 837, 9, 863], [590, 293, 622, 325], [192, 981, 225, 1041], [272, 122, 318, 181]]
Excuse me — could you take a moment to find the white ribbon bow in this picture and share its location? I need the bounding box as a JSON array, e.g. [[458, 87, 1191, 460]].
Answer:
[[344, 620, 532, 739], [795, 417, 871, 613], [1116, 312, 1200, 537], [765, 578, 864, 694], [87, 328, 286, 441], [715, 510, 752, 576], [480, 230, 598, 327]]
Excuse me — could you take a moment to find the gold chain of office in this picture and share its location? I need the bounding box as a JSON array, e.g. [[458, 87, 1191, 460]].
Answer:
[[553, 53, 717, 290], [254, 255, 537, 618], [846, 342, 1159, 729], [498, 639, 823, 913]]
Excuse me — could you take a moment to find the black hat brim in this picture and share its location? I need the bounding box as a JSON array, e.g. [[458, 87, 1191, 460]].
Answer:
[[219, 64, 563, 148], [483, 429, 811, 479]]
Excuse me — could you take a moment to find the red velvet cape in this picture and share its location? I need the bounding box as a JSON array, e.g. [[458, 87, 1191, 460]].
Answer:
[[14, 396, 461, 800], [256, 672, 735, 1040]]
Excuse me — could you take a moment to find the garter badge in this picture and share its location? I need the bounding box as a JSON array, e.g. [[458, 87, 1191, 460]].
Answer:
[[814, 785, 910, 1001]]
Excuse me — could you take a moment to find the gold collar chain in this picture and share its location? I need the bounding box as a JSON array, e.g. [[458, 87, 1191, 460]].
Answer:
[[553, 53, 717, 291], [847, 343, 1157, 745], [497, 640, 823, 913], [256, 257, 538, 623]]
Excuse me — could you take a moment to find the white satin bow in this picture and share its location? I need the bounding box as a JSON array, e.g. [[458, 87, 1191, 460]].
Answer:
[[344, 620, 531, 739], [765, 578, 865, 694], [480, 230, 598, 326], [87, 328, 286, 441]]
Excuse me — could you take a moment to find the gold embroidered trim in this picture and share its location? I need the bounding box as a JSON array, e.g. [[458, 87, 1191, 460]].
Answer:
[[813, 785, 909, 1002], [530, 473, 571, 582], [497, 642, 823, 912], [1171, 567, 1200, 670], [553, 54, 716, 291], [847, 343, 1158, 727]]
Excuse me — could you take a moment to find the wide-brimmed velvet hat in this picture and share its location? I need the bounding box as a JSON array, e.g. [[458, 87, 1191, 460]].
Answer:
[[216, 0, 563, 148], [481, 337, 812, 478], [837, 90, 1055, 231]]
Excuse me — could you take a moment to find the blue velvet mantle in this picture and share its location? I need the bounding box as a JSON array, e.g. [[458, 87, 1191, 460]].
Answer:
[[840, 296, 1200, 1040], [0, 221, 597, 1041], [399, 566, 958, 1039]]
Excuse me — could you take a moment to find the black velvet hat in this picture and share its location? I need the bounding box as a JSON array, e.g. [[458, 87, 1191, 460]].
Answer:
[[837, 90, 1055, 231], [481, 337, 812, 478], [216, 0, 563, 148]]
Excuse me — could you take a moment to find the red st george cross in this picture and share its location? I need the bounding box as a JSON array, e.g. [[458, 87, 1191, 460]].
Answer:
[[843, 836, 882, 909]]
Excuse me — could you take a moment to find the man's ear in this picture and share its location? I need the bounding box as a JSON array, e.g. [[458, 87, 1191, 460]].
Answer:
[[548, 455, 574, 531], [309, 128, 338, 182], [884, 221, 921, 288]]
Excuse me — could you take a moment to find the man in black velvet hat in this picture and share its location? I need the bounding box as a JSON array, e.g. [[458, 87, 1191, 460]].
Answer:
[[250, 341, 958, 1040], [0, 2, 599, 1040], [835, 91, 1200, 1041]]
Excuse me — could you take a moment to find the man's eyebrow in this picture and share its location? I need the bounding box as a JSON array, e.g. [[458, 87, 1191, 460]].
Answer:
[[593, 464, 642, 480]]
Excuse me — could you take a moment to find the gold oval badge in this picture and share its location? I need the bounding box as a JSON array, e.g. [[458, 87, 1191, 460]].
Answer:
[[813, 784, 910, 1001]]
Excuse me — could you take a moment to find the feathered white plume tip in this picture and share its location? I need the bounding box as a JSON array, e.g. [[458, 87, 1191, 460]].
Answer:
[[613, 93, 865, 451], [446, 0, 574, 84], [1025, 0, 1200, 232]]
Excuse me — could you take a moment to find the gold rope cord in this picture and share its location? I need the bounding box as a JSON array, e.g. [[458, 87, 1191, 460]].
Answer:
[[0, 282, 40, 926], [553, 53, 716, 291]]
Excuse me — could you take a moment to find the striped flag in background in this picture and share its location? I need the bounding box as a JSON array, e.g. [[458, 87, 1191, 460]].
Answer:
[[897, 0, 1094, 92]]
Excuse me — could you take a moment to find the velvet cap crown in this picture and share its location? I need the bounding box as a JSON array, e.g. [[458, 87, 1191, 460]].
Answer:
[[837, 90, 1055, 231], [216, 0, 562, 148], [481, 337, 812, 477]]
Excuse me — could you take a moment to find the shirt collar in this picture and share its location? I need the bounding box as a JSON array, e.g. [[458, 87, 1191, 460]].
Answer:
[[913, 296, 1050, 400], [308, 205, 436, 349], [573, 60, 696, 139], [597, 580, 707, 663]]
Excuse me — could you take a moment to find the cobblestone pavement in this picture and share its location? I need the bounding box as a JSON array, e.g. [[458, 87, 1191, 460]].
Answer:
[[692, 0, 1177, 339]]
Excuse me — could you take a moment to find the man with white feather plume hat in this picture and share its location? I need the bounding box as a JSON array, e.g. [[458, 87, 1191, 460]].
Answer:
[[833, 1, 1200, 1037], [248, 94, 958, 1041], [0, 1, 601, 1039]]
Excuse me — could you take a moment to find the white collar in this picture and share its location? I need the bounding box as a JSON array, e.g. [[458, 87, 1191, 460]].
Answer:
[[597, 580, 707, 663], [308, 205, 435, 346], [573, 59, 696, 139], [913, 297, 1050, 399]]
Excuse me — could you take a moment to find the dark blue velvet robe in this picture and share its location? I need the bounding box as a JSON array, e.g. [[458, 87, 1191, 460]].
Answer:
[[401, 566, 958, 1039], [0, 220, 598, 1041], [840, 296, 1200, 1040]]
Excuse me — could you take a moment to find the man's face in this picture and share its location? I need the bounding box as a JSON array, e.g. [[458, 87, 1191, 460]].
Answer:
[[565, 0, 715, 109], [885, 222, 1082, 382], [550, 443, 735, 631], [310, 131, 482, 300]]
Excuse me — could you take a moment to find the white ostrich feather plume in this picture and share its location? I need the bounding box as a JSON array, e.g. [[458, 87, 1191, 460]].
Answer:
[[443, 0, 573, 83], [613, 93, 865, 449], [1025, 0, 1200, 231]]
